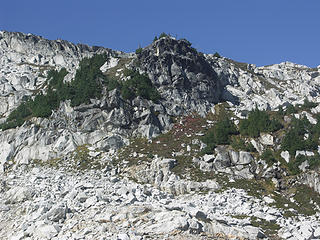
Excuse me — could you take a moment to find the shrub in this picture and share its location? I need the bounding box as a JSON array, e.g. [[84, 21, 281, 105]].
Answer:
[[201, 143, 216, 155], [281, 129, 304, 155], [202, 117, 238, 153], [214, 119, 238, 144], [261, 149, 277, 166], [6, 102, 32, 122], [308, 155, 320, 170], [239, 108, 282, 137], [288, 154, 320, 175], [107, 78, 121, 91], [231, 136, 256, 152], [121, 84, 135, 101], [0, 102, 32, 130], [302, 99, 317, 110], [70, 54, 107, 106], [102, 68, 160, 102], [281, 116, 318, 155], [135, 47, 143, 55], [180, 38, 192, 46], [213, 52, 221, 58], [159, 32, 168, 39], [288, 155, 305, 175], [121, 70, 160, 102], [285, 104, 297, 114]]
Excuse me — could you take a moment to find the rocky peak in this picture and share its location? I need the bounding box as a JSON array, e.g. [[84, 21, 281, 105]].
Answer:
[[138, 36, 218, 87], [147, 36, 195, 57], [133, 36, 223, 117]]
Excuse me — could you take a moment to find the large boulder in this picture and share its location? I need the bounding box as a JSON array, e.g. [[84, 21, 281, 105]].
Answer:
[[238, 151, 253, 165]]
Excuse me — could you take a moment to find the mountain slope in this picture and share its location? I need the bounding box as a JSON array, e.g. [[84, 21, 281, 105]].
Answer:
[[1, 31, 320, 239]]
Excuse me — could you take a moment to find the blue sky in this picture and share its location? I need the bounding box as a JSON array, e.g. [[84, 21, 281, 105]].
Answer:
[[1, 0, 319, 67]]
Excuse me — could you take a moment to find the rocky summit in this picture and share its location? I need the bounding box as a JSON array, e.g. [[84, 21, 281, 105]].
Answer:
[[1, 31, 320, 240]]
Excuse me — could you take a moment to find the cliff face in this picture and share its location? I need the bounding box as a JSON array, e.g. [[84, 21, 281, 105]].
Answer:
[[1, 31, 320, 239]]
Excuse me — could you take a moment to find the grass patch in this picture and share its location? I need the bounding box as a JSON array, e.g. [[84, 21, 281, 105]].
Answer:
[[172, 155, 216, 182], [30, 145, 107, 172], [251, 216, 280, 238], [71, 145, 105, 171], [217, 176, 320, 217], [269, 183, 320, 217], [293, 184, 320, 215], [104, 57, 132, 80], [217, 177, 275, 199], [31, 157, 63, 169]]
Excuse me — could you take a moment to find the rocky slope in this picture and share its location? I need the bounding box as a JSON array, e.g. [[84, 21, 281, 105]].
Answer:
[[1, 31, 320, 239]]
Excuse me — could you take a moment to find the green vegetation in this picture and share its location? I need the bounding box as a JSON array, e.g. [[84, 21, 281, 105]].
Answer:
[[293, 184, 320, 215], [251, 216, 280, 237], [159, 32, 169, 39], [230, 136, 256, 152], [117, 114, 215, 182], [0, 103, 32, 130], [288, 154, 320, 175], [152, 33, 171, 42], [202, 118, 238, 154], [201, 107, 283, 154], [121, 69, 161, 102], [72, 145, 104, 170], [239, 108, 282, 137], [260, 149, 277, 166], [281, 116, 318, 155], [152, 33, 170, 42], [217, 176, 275, 199], [135, 47, 143, 55], [285, 104, 297, 115], [107, 78, 121, 91], [282, 99, 317, 116], [302, 99, 318, 109], [69, 54, 107, 106], [308, 154, 320, 169], [213, 52, 221, 58], [270, 184, 320, 216], [279, 111, 320, 174]]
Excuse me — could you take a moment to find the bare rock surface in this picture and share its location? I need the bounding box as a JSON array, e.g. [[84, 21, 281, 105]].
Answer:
[[1, 165, 320, 240]]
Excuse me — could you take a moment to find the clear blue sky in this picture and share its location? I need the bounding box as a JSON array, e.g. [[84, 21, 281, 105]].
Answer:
[[1, 0, 319, 67]]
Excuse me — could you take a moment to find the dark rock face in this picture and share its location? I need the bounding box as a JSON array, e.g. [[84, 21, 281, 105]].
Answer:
[[136, 37, 224, 116]]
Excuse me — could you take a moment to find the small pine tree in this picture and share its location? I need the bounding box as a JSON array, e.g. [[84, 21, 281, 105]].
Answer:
[[159, 32, 168, 39], [135, 47, 143, 54], [213, 52, 221, 58], [153, 36, 158, 42]]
